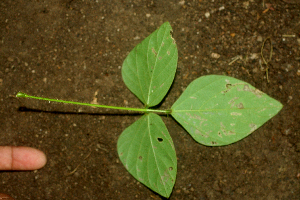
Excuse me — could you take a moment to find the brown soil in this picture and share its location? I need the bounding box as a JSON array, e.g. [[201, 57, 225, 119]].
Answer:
[[1, 0, 300, 199]]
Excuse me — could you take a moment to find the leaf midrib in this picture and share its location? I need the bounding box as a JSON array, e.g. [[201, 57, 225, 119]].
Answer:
[[147, 114, 168, 196], [172, 105, 282, 112]]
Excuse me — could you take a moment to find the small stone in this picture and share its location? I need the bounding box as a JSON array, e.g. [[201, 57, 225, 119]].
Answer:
[[257, 36, 263, 42], [211, 53, 220, 59], [284, 129, 291, 135], [178, 0, 185, 6], [243, 1, 250, 9], [297, 38, 300, 45], [205, 12, 210, 18], [297, 69, 300, 76], [145, 13, 151, 18], [219, 6, 225, 11], [249, 53, 259, 59]]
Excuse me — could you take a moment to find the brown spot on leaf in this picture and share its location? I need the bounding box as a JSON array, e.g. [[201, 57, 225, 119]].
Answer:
[[237, 103, 244, 109], [151, 47, 157, 56]]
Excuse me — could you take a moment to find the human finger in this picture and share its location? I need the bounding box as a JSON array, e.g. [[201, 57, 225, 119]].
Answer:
[[0, 146, 47, 170]]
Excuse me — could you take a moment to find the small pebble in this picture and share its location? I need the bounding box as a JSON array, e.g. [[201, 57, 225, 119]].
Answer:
[[249, 53, 259, 59], [219, 6, 225, 11], [243, 1, 250, 9], [178, 0, 185, 6], [257, 36, 263, 42], [205, 12, 210, 18], [211, 53, 220, 59]]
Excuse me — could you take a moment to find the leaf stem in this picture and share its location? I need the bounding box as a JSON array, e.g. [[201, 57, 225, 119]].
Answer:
[[16, 92, 170, 114]]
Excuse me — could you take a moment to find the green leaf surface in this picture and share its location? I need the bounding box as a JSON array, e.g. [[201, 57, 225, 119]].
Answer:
[[117, 113, 177, 198], [122, 22, 178, 107], [171, 75, 283, 146]]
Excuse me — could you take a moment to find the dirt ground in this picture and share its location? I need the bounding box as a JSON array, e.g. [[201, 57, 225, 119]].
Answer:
[[1, 0, 300, 199]]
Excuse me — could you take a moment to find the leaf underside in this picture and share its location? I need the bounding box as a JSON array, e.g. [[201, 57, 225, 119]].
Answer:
[[117, 113, 177, 198], [171, 75, 283, 146], [122, 22, 178, 107]]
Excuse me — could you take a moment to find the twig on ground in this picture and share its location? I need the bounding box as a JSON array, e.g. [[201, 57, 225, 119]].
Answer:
[[228, 55, 242, 65], [66, 151, 92, 176], [260, 37, 273, 83]]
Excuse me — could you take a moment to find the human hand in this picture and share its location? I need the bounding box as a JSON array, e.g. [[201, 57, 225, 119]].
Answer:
[[0, 146, 47, 170], [0, 146, 46, 199]]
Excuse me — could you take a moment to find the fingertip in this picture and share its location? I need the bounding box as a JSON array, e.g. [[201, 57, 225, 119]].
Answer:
[[12, 146, 47, 170], [30, 147, 47, 170]]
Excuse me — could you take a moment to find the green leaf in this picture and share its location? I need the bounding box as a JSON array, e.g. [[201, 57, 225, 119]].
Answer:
[[171, 75, 283, 146], [122, 22, 178, 107], [117, 113, 177, 198]]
